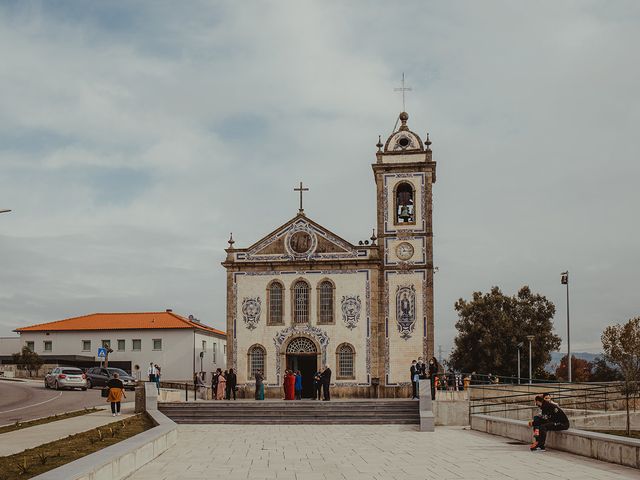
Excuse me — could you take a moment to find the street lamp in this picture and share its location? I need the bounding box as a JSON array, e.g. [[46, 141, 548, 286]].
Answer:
[[517, 342, 524, 384], [526, 335, 535, 384], [561, 271, 571, 382]]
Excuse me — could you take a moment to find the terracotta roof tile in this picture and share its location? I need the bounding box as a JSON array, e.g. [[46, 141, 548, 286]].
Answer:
[[15, 312, 226, 336]]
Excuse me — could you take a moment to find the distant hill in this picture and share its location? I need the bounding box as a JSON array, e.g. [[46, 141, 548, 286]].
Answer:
[[545, 352, 602, 373]]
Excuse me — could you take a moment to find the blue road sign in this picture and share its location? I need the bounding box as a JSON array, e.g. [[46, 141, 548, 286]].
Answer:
[[97, 347, 107, 358]]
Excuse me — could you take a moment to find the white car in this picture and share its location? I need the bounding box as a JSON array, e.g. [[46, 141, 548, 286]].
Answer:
[[44, 367, 88, 390]]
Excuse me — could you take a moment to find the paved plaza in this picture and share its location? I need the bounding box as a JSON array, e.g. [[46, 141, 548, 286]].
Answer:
[[129, 425, 638, 480]]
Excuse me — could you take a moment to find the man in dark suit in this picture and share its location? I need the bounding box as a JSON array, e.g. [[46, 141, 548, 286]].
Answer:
[[320, 364, 332, 401], [410, 360, 419, 399]]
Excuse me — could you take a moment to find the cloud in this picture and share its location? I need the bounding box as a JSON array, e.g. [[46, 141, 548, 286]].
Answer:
[[1, 1, 639, 358]]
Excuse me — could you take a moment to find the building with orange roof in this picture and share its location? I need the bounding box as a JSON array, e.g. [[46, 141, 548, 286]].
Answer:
[[11, 310, 226, 381]]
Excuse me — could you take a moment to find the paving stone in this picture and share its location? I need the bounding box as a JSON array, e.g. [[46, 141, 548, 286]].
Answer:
[[127, 425, 640, 480]]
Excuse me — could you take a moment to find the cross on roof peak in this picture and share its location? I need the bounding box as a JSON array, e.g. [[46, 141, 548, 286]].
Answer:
[[294, 181, 309, 215]]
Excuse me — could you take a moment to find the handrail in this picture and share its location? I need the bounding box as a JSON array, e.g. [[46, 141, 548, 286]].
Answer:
[[467, 380, 639, 418]]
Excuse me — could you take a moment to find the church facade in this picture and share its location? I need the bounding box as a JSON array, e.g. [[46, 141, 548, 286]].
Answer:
[[223, 111, 437, 398]]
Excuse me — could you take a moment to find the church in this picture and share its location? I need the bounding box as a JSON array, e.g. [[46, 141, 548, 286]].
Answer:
[[223, 110, 437, 398]]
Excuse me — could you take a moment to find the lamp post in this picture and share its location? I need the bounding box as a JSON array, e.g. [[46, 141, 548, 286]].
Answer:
[[561, 271, 571, 382], [517, 342, 523, 384], [0, 209, 11, 214], [526, 335, 535, 384]]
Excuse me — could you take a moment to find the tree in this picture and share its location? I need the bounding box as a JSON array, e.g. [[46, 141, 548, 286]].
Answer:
[[589, 356, 623, 382], [11, 346, 44, 377], [601, 316, 640, 436], [555, 355, 592, 382], [449, 286, 561, 380]]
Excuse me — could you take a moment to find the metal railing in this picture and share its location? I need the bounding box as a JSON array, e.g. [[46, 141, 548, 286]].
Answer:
[[468, 379, 639, 419]]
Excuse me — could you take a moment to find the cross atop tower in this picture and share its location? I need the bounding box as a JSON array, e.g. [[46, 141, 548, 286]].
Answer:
[[394, 73, 412, 112], [294, 181, 309, 215]]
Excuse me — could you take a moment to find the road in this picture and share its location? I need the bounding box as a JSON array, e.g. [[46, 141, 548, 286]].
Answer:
[[0, 378, 108, 426]]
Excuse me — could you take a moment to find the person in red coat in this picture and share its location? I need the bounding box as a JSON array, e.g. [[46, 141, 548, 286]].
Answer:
[[285, 370, 296, 400]]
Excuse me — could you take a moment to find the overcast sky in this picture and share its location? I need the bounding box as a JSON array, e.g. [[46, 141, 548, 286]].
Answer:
[[1, 1, 638, 356]]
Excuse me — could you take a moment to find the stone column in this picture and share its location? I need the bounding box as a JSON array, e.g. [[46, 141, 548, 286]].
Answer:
[[418, 379, 435, 432]]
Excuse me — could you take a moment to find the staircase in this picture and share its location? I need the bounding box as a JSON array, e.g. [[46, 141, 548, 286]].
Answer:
[[159, 400, 420, 425]]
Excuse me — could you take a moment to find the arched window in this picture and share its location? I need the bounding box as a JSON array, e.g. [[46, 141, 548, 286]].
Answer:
[[286, 337, 317, 354], [248, 345, 265, 380], [395, 182, 415, 224], [292, 279, 310, 324], [317, 280, 334, 324], [336, 343, 355, 379], [267, 280, 284, 325]]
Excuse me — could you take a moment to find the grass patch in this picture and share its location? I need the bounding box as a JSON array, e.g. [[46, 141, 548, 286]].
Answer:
[[0, 413, 155, 480], [0, 408, 102, 434], [595, 430, 640, 439]]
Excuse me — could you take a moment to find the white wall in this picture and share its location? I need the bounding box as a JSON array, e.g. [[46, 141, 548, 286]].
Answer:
[[18, 329, 226, 381], [0, 336, 21, 356], [234, 270, 370, 385]]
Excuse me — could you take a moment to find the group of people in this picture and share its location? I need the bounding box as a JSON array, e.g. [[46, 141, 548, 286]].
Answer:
[[210, 368, 238, 400], [528, 393, 569, 451], [147, 362, 162, 390], [253, 365, 333, 401], [409, 357, 439, 400]]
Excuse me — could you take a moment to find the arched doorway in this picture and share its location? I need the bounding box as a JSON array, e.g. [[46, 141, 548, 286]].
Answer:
[[285, 337, 318, 398]]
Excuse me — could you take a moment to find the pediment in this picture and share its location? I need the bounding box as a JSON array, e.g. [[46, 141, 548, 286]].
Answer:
[[237, 215, 362, 262]]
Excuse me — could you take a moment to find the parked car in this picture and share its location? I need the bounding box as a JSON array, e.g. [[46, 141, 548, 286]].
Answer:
[[44, 367, 87, 390], [85, 367, 136, 390]]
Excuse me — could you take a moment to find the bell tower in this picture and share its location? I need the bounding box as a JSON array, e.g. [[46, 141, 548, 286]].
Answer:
[[372, 111, 437, 388]]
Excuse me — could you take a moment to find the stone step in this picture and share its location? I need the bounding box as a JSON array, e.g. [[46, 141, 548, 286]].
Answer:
[[159, 400, 420, 425], [169, 418, 420, 425]]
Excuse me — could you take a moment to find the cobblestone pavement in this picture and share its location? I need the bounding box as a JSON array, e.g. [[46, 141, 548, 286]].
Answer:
[[129, 425, 638, 480]]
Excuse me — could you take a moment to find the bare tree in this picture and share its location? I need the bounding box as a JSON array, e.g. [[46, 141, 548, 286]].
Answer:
[[601, 316, 640, 436]]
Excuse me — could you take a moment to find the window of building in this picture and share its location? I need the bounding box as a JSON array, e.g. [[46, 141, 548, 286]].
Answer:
[[202, 340, 206, 351], [395, 182, 415, 224], [292, 279, 310, 324], [43, 341, 52, 352], [132, 339, 141, 351], [213, 342, 217, 363], [248, 345, 265, 380], [26, 341, 34, 352], [153, 339, 162, 351], [267, 280, 284, 325], [336, 343, 355, 379], [82, 340, 91, 351], [101, 339, 111, 349], [318, 280, 334, 324], [224, 344, 227, 355], [117, 339, 125, 351]]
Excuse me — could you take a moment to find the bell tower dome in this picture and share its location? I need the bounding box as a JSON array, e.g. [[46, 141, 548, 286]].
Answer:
[[372, 111, 437, 387]]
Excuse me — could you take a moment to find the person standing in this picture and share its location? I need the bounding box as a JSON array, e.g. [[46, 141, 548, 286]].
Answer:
[[133, 364, 141, 382], [147, 362, 155, 382], [212, 368, 221, 400], [294, 370, 303, 400], [314, 368, 323, 400], [427, 357, 438, 400], [282, 369, 290, 400], [410, 360, 420, 399], [153, 364, 161, 391], [255, 370, 264, 400], [106, 373, 126, 417], [285, 370, 296, 400], [226, 368, 237, 400], [320, 364, 332, 401], [216, 370, 227, 400]]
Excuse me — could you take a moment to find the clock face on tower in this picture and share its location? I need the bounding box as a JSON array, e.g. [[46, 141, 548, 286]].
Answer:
[[395, 242, 414, 261]]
